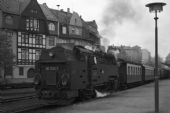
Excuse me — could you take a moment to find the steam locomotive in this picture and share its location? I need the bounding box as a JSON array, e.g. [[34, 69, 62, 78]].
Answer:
[[34, 44, 169, 105]]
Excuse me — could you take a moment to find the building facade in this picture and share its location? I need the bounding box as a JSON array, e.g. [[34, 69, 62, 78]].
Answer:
[[107, 45, 142, 64], [0, 0, 101, 78], [40, 3, 59, 49], [141, 49, 151, 65]]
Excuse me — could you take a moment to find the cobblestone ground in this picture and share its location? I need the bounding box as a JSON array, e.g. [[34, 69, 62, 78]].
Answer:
[[46, 79, 170, 113]]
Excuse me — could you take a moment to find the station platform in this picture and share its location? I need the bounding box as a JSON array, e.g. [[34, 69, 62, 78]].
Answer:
[[51, 79, 170, 113]]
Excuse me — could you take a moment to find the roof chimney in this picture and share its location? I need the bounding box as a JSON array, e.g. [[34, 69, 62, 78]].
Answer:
[[43, 3, 47, 7], [67, 8, 70, 13], [43, 3, 46, 5]]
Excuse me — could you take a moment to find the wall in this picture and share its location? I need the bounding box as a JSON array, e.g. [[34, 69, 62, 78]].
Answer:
[[13, 65, 34, 78]]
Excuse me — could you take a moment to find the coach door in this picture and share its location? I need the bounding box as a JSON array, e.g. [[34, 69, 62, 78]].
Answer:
[[40, 63, 57, 85]]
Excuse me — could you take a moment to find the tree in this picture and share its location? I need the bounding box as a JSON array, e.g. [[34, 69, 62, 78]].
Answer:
[[150, 55, 163, 68], [0, 32, 14, 78], [165, 53, 170, 65]]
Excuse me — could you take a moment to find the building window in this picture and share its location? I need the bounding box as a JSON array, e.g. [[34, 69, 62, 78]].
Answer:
[[35, 35, 43, 45], [18, 32, 45, 48], [18, 48, 37, 65], [62, 26, 67, 34], [19, 67, 24, 76], [21, 48, 29, 60], [21, 34, 29, 44], [26, 18, 39, 31], [17, 31, 46, 65], [49, 37, 55, 46], [71, 28, 75, 34], [48, 23, 55, 31], [75, 28, 79, 35], [35, 49, 41, 60], [31, 9, 38, 14], [75, 19, 77, 24], [5, 15, 13, 25]]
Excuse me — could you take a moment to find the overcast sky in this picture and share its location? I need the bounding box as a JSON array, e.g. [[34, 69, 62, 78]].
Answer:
[[37, 0, 169, 59]]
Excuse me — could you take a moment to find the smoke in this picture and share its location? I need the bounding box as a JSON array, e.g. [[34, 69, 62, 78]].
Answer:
[[101, 0, 141, 37]]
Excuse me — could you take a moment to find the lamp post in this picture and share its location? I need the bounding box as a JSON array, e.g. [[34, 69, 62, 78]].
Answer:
[[145, 2, 166, 113]]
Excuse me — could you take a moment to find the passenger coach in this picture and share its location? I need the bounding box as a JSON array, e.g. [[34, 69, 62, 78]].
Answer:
[[119, 62, 142, 88]]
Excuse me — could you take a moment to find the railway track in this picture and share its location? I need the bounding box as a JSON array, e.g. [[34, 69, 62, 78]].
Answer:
[[0, 88, 46, 113], [0, 81, 155, 113], [0, 96, 45, 113]]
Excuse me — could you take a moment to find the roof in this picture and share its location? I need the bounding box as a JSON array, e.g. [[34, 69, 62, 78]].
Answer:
[[0, 0, 31, 14], [39, 3, 58, 22], [0, 0, 20, 14], [86, 20, 98, 29], [81, 18, 89, 29], [18, 0, 31, 14], [50, 9, 72, 24]]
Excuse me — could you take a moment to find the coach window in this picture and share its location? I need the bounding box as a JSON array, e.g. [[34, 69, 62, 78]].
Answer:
[[129, 66, 132, 76], [131, 66, 133, 76], [127, 66, 129, 76], [128, 66, 130, 75]]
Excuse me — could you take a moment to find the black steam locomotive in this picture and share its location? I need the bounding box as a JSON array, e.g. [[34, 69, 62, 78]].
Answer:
[[34, 44, 169, 105]]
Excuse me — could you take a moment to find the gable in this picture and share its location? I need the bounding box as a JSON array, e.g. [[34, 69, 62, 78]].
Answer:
[[18, 0, 31, 13], [70, 12, 82, 27], [40, 3, 58, 21], [21, 0, 45, 19]]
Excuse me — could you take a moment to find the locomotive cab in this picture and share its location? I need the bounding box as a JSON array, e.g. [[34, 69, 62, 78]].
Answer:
[[34, 45, 79, 101]]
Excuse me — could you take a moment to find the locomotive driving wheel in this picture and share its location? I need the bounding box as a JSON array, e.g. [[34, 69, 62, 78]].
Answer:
[[78, 88, 96, 100], [44, 98, 76, 106]]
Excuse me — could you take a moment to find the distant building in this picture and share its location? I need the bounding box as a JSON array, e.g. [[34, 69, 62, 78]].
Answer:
[[108, 45, 142, 64], [141, 49, 151, 65], [165, 53, 170, 64]]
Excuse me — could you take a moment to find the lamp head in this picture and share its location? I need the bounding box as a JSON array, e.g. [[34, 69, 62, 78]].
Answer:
[[146, 2, 166, 13]]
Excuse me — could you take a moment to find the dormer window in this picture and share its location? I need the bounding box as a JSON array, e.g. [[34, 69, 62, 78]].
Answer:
[[48, 23, 55, 31], [75, 28, 79, 35], [31, 9, 37, 14], [75, 19, 77, 24], [71, 28, 75, 34], [62, 26, 67, 34], [26, 18, 39, 31]]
